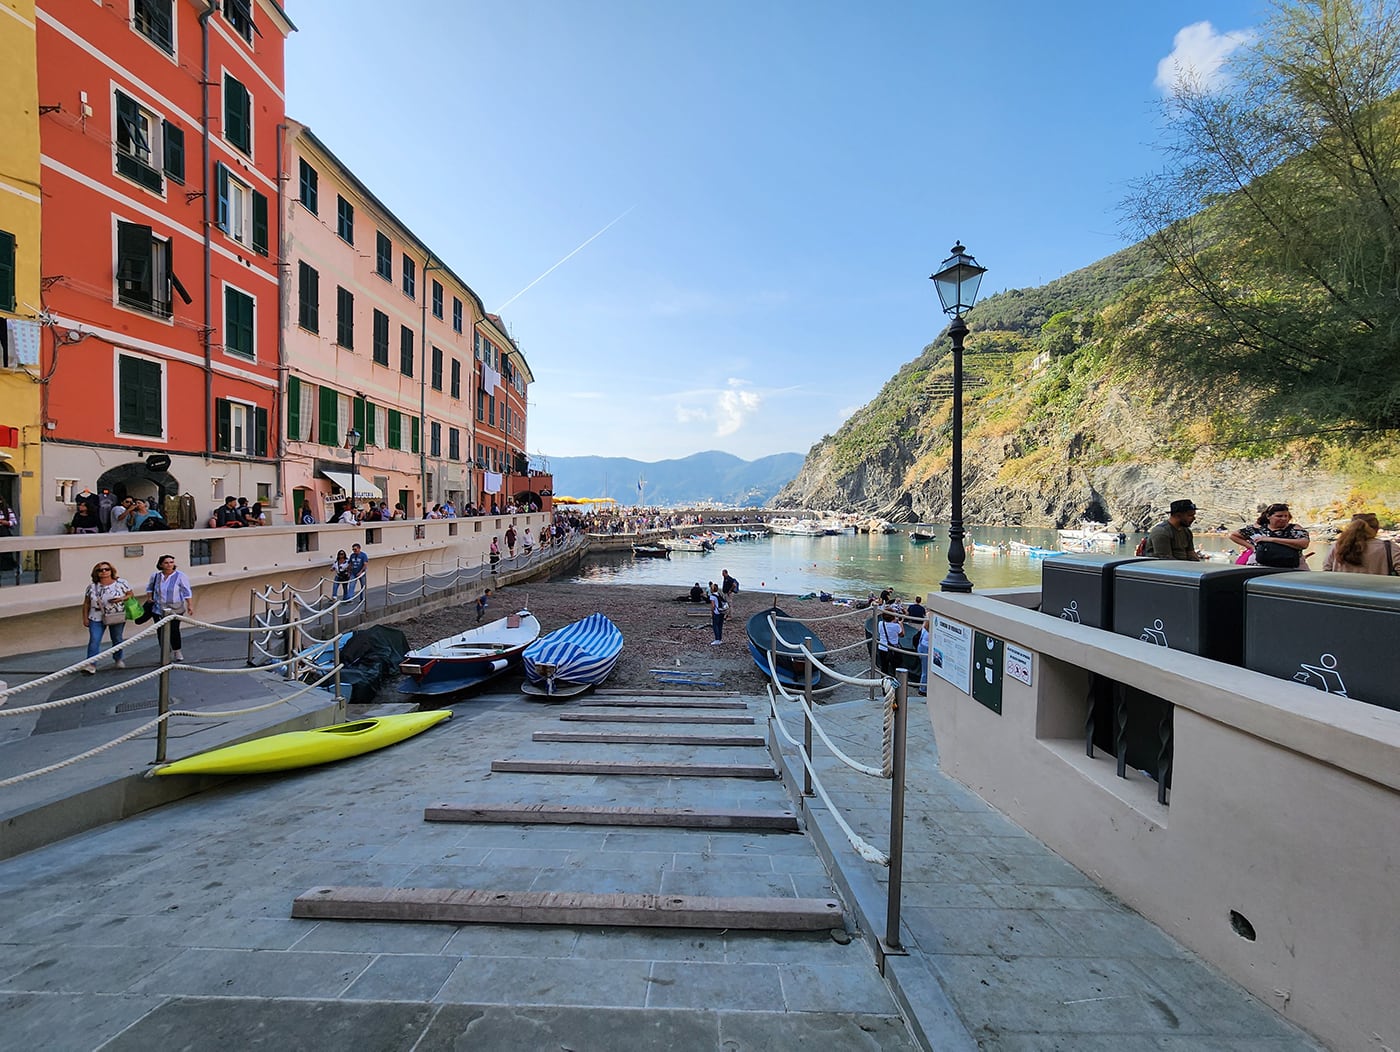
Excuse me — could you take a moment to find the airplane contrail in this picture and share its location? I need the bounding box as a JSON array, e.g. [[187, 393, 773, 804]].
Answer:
[[497, 205, 635, 310]]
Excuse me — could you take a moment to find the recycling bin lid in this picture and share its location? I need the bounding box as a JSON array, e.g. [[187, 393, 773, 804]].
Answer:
[[1116, 562, 1284, 584], [1042, 553, 1147, 571], [1246, 570, 1400, 610]]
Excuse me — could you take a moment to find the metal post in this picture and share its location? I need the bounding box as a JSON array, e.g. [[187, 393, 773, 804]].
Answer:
[[885, 669, 910, 951], [421, 564, 428, 601], [802, 635, 814, 798], [155, 620, 172, 764], [286, 615, 301, 681], [940, 315, 972, 593], [246, 588, 257, 666], [868, 615, 878, 701], [332, 602, 343, 714]]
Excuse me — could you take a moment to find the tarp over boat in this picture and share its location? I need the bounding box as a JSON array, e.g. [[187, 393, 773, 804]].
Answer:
[[522, 613, 624, 696]]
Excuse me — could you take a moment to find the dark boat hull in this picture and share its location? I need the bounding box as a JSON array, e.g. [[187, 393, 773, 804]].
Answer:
[[746, 607, 825, 687]]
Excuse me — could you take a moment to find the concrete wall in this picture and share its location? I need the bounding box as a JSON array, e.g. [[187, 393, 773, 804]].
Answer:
[[0, 511, 552, 657], [922, 590, 1400, 1052]]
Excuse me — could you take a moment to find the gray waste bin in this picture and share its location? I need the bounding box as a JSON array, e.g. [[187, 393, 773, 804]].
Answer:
[[1245, 572, 1400, 712], [1041, 553, 1148, 630], [1112, 562, 1288, 666]]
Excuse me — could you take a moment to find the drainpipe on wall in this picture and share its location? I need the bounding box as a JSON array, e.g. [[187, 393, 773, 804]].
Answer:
[[200, 4, 215, 460], [274, 122, 287, 516]]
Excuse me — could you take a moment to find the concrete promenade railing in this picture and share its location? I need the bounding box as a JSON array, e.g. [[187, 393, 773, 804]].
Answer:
[[922, 588, 1400, 1052], [0, 513, 553, 659]]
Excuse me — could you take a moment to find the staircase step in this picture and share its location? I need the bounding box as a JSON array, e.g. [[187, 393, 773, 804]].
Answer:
[[490, 759, 776, 778], [532, 730, 765, 747]]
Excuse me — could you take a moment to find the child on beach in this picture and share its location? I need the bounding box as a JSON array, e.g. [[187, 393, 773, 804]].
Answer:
[[476, 589, 491, 623]]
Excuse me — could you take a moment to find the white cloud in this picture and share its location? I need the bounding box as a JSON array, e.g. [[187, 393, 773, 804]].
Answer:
[[675, 405, 709, 424], [1155, 21, 1251, 94], [716, 379, 761, 437]]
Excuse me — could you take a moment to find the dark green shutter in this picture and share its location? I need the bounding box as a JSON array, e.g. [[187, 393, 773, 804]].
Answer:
[[411, 416, 420, 454], [318, 385, 338, 445], [225, 77, 250, 153], [388, 410, 401, 450], [118, 355, 162, 437], [215, 398, 231, 452], [373, 310, 389, 365], [365, 400, 376, 446], [116, 223, 154, 308], [162, 121, 184, 182], [0, 230, 14, 312], [215, 163, 229, 231], [255, 406, 269, 457], [224, 287, 253, 357], [251, 191, 268, 255], [286, 375, 300, 441], [352, 396, 366, 450]]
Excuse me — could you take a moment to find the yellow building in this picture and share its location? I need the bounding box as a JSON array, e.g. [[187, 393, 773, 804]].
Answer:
[[0, 0, 42, 534]]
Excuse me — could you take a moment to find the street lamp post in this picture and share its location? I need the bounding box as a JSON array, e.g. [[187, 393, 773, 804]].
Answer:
[[930, 242, 987, 594], [344, 425, 361, 521]]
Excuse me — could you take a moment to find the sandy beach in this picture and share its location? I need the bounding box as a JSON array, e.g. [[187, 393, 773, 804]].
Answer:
[[396, 580, 874, 694]]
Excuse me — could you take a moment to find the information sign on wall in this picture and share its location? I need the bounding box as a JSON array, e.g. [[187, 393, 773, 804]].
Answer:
[[929, 615, 973, 695], [1005, 643, 1033, 687], [972, 632, 1004, 714]]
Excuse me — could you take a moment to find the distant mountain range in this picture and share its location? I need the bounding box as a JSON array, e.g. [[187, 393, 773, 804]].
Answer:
[[545, 451, 803, 507]]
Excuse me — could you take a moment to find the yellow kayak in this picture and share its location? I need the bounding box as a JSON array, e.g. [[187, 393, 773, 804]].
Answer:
[[151, 710, 451, 776]]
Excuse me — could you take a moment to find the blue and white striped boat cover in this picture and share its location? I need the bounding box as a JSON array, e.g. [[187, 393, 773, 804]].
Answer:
[[522, 613, 624, 688]]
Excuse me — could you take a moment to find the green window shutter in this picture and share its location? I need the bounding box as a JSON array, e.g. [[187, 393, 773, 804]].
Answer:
[[251, 191, 268, 256], [318, 385, 338, 445], [225, 77, 250, 153], [255, 406, 269, 457], [286, 375, 300, 441], [162, 120, 184, 182], [372, 310, 389, 365], [410, 416, 420, 454], [365, 400, 376, 446], [215, 163, 229, 232], [352, 396, 366, 450], [224, 286, 254, 357], [118, 355, 162, 436], [215, 398, 231, 452], [388, 409, 401, 450], [0, 230, 14, 312]]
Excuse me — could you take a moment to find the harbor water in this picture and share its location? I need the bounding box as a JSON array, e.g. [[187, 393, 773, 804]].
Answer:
[[569, 526, 1256, 599]]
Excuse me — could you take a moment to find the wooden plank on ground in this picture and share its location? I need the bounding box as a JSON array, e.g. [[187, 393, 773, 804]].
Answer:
[[591, 689, 743, 698], [292, 886, 842, 931], [532, 730, 765, 747], [490, 759, 776, 779], [560, 712, 753, 725], [423, 803, 800, 831], [582, 698, 749, 710]]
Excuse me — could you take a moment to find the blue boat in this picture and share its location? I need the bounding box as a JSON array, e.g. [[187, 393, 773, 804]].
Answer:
[[399, 611, 541, 699], [521, 613, 624, 698], [746, 606, 825, 688]]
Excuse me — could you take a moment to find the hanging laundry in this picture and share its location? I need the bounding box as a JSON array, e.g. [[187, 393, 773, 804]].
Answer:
[[483, 471, 502, 494], [6, 319, 41, 367]]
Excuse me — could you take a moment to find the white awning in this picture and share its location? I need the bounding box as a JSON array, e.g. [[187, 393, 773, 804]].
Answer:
[[320, 470, 383, 500]]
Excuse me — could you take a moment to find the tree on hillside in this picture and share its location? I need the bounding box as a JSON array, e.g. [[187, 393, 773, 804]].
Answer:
[[1127, 0, 1400, 432]]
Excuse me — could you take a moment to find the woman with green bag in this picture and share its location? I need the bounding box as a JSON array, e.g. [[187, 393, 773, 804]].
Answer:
[[81, 562, 134, 673], [141, 555, 194, 662]]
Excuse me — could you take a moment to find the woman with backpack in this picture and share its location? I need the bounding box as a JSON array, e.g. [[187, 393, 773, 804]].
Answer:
[[1229, 504, 1310, 568], [708, 582, 727, 645]]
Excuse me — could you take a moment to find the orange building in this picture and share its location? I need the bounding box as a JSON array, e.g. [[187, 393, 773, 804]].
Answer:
[[473, 314, 545, 511], [34, 0, 292, 531]]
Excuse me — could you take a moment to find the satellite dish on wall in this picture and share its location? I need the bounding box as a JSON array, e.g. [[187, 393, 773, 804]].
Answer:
[[145, 454, 172, 472]]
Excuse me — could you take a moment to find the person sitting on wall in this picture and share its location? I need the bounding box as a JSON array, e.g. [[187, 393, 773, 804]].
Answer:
[[214, 496, 245, 528]]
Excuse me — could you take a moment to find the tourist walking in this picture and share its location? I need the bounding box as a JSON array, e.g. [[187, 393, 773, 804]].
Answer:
[[709, 582, 726, 645], [81, 561, 134, 672], [1323, 513, 1400, 575], [330, 549, 352, 601], [505, 525, 517, 558], [1146, 499, 1204, 560], [876, 609, 903, 675], [347, 543, 369, 599], [1229, 504, 1309, 568], [143, 554, 194, 661], [489, 537, 501, 573], [721, 569, 740, 596], [476, 589, 491, 623], [522, 528, 534, 556]]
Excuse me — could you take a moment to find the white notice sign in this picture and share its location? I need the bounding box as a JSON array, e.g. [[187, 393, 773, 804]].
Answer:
[[1005, 643, 1033, 686], [929, 615, 973, 695]]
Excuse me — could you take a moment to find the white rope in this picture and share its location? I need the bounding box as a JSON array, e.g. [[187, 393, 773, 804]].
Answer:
[[769, 618, 886, 690], [767, 686, 890, 866], [765, 649, 889, 778], [0, 665, 343, 789]]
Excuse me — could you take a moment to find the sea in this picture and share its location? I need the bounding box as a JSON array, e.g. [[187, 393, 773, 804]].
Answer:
[[567, 525, 1256, 599]]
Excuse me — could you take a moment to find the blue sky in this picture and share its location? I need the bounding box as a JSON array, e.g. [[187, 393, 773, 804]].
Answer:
[[285, 0, 1263, 463]]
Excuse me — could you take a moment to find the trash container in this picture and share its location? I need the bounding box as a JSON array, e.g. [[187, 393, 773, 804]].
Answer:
[[1244, 572, 1400, 712], [1040, 553, 1149, 630]]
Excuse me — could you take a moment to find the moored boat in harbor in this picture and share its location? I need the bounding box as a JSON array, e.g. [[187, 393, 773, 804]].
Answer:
[[399, 610, 542, 698], [747, 605, 826, 687], [521, 613, 624, 698]]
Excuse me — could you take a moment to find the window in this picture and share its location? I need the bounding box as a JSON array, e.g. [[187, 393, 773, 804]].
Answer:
[[387, 409, 402, 450], [450, 358, 461, 399], [452, 297, 463, 333], [375, 231, 391, 280], [134, 0, 174, 52], [297, 260, 319, 332], [402, 255, 415, 298], [318, 385, 338, 445], [223, 74, 251, 155], [0, 230, 14, 313], [431, 345, 443, 391], [488, 393, 495, 427], [399, 326, 413, 376], [374, 405, 387, 448], [215, 399, 267, 456], [430, 421, 442, 457], [431, 280, 443, 319], [298, 159, 318, 213], [224, 285, 254, 358], [118, 354, 163, 437], [336, 195, 353, 244], [411, 416, 420, 454], [449, 427, 460, 460], [476, 387, 484, 422], [223, 0, 254, 42], [116, 221, 190, 318], [372, 309, 389, 365], [115, 90, 182, 192], [336, 286, 353, 349], [214, 163, 266, 253]]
